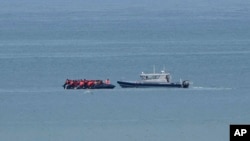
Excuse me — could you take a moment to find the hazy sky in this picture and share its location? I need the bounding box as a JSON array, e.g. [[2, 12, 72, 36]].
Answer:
[[1, 0, 250, 13]]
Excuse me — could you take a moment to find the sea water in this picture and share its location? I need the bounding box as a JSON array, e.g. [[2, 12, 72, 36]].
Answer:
[[0, 1, 250, 141]]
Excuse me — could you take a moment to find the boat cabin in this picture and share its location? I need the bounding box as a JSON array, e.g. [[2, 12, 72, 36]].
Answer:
[[140, 70, 171, 83]]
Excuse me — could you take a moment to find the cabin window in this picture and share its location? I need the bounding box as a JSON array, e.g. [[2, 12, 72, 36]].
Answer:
[[141, 75, 160, 80]]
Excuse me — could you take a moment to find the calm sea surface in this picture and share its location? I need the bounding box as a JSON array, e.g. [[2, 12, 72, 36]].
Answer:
[[0, 2, 250, 141]]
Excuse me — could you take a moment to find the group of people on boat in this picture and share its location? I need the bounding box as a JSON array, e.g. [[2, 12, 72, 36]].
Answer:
[[63, 79, 111, 89]]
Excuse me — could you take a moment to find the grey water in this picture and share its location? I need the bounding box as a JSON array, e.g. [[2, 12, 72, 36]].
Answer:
[[1, 1, 250, 141]]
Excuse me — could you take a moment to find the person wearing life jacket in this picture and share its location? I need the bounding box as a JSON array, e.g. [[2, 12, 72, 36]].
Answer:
[[63, 79, 69, 89], [83, 79, 89, 89], [67, 79, 73, 89], [76, 80, 81, 89], [77, 79, 85, 89], [105, 79, 110, 84], [71, 80, 76, 89], [87, 80, 94, 88]]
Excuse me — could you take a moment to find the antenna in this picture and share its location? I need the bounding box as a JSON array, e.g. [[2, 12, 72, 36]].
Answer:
[[153, 65, 155, 73]]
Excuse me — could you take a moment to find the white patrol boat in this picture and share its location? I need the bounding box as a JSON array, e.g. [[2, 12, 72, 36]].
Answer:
[[117, 69, 190, 88]]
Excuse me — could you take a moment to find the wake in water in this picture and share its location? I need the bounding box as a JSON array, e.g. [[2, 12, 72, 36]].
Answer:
[[83, 90, 94, 94], [192, 86, 233, 90]]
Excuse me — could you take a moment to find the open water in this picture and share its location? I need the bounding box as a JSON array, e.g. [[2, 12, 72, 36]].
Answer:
[[1, 1, 250, 141]]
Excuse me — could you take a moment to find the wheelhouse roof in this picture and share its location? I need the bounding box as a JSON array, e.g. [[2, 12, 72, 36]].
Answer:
[[140, 72, 170, 76]]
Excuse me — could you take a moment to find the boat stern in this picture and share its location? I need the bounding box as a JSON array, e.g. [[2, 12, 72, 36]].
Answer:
[[182, 80, 190, 88]]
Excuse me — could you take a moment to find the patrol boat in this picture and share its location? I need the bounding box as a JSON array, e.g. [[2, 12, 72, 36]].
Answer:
[[117, 70, 190, 88]]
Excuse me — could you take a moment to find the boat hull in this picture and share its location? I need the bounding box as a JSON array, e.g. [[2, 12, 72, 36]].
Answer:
[[92, 84, 116, 89], [64, 84, 115, 89], [117, 81, 189, 88]]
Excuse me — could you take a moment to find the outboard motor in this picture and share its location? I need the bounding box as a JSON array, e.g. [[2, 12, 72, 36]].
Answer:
[[182, 80, 189, 88]]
